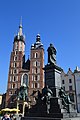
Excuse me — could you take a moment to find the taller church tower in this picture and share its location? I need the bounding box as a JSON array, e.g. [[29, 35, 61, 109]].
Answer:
[[6, 22, 25, 107]]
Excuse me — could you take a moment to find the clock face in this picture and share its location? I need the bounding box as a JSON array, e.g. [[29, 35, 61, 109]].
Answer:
[[23, 74, 28, 86]]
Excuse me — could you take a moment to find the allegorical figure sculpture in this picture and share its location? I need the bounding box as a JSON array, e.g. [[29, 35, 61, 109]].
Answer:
[[47, 43, 57, 64], [58, 87, 72, 113], [18, 83, 28, 101], [42, 86, 53, 114]]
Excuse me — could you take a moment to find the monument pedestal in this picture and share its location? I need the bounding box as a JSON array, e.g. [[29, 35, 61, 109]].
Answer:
[[44, 63, 62, 97], [24, 97, 63, 120]]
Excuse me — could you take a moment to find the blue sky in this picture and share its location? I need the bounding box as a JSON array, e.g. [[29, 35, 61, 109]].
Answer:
[[0, 0, 80, 94]]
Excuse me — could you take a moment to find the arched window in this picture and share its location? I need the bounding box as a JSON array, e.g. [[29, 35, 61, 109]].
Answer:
[[23, 74, 28, 86]]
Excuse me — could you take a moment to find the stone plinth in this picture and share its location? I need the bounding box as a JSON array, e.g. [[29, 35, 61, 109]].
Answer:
[[44, 63, 62, 97], [25, 97, 63, 119]]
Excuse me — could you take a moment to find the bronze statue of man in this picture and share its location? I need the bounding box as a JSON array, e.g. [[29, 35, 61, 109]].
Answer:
[[42, 86, 53, 114], [47, 43, 57, 64]]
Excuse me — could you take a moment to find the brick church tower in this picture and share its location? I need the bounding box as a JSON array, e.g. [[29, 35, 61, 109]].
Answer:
[[29, 34, 44, 105], [6, 22, 26, 108]]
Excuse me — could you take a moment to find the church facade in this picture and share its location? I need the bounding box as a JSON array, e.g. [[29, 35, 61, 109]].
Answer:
[[6, 22, 44, 108]]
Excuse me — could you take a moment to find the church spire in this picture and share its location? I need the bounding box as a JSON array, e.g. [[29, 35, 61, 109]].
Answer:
[[14, 17, 25, 43], [18, 17, 23, 36]]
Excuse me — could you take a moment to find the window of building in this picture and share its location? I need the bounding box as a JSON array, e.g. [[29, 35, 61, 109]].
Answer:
[[14, 69, 16, 74], [32, 75, 34, 81], [13, 83, 15, 88], [23, 74, 28, 86], [69, 93, 74, 102], [38, 75, 40, 81], [14, 76, 16, 81], [32, 69, 34, 73], [15, 83, 17, 88], [36, 68, 37, 73], [35, 52, 39, 58], [37, 68, 40, 73], [37, 83, 40, 88], [16, 76, 18, 81], [14, 63, 17, 67], [15, 56, 17, 61], [33, 61, 36, 66], [69, 79, 72, 83], [37, 61, 40, 66], [31, 83, 34, 88], [35, 83, 37, 88], [69, 86, 72, 91], [35, 75, 37, 81], [36, 61, 37, 66], [62, 80, 65, 84]]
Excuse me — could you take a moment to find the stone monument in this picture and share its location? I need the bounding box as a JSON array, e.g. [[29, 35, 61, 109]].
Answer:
[[21, 43, 63, 120], [44, 43, 62, 97]]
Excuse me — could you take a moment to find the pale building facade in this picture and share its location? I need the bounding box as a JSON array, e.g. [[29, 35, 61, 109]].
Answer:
[[74, 67, 80, 112], [61, 68, 77, 111]]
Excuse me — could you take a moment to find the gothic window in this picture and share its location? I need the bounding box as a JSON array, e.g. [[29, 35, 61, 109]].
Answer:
[[33, 61, 36, 66], [35, 75, 37, 81], [32, 69, 34, 73], [37, 83, 40, 88], [36, 61, 37, 66], [17, 69, 18, 74], [15, 56, 17, 61], [31, 83, 34, 88], [10, 69, 12, 74], [35, 52, 38, 58], [13, 83, 15, 88], [38, 75, 40, 81], [37, 68, 40, 73], [23, 74, 28, 86], [14, 63, 17, 67], [32, 75, 34, 81], [35, 83, 37, 88], [36, 68, 37, 73], [16, 76, 18, 81], [15, 42, 18, 50], [15, 83, 17, 88], [14, 69, 16, 74], [37, 61, 40, 66]]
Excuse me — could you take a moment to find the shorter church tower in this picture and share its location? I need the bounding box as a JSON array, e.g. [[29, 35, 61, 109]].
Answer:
[[6, 22, 26, 108], [29, 34, 44, 105]]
